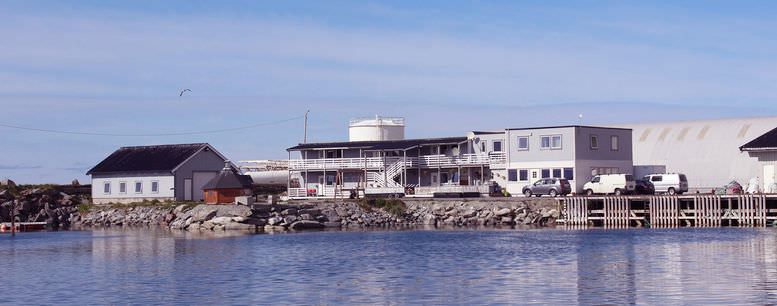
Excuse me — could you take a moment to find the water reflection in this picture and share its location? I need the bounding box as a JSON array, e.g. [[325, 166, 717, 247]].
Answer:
[[3, 228, 777, 304]]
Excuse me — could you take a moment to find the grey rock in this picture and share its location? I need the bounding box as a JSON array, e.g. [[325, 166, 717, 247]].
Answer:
[[281, 208, 298, 216], [495, 208, 512, 216], [225, 222, 256, 231], [191, 207, 217, 222], [323, 221, 341, 228], [289, 220, 324, 230], [282, 215, 297, 225], [215, 205, 253, 218], [210, 216, 233, 225], [267, 217, 282, 226], [241, 217, 266, 226]]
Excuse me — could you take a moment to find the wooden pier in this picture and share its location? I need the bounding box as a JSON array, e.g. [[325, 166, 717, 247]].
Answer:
[[557, 195, 777, 227]]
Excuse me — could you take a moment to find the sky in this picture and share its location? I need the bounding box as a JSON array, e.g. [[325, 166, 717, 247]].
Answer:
[[2, 0, 777, 183]]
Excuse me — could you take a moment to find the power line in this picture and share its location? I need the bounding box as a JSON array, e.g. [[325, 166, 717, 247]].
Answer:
[[0, 115, 304, 137]]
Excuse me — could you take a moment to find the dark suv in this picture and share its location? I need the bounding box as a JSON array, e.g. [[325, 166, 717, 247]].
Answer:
[[522, 178, 572, 197]]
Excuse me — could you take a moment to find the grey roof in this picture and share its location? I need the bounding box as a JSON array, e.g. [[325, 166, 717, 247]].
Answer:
[[287, 137, 468, 151], [202, 167, 253, 190], [87, 143, 210, 175], [506, 125, 632, 131], [740, 127, 777, 151]]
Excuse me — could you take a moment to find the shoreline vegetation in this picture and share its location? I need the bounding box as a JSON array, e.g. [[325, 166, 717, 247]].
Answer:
[[1, 184, 560, 233]]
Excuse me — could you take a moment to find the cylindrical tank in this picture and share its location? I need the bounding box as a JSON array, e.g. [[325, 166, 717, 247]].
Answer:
[[245, 170, 288, 186], [348, 116, 405, 141]]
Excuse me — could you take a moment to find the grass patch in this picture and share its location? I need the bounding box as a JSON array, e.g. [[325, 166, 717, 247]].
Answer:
[[78, 203, 95, 214], [357, 198, 407, 217]]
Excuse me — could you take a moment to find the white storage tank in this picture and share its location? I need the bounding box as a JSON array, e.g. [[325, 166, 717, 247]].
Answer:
[[349, 116, 405, 141], [245, 170, 288, 186]]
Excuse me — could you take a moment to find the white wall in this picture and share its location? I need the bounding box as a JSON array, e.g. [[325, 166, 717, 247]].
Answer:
[[91, 174, 175, 204], [504, 161, 575, 195]]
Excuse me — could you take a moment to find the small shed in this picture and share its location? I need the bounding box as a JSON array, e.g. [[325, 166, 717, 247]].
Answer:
[[202, 162, 254, 204]]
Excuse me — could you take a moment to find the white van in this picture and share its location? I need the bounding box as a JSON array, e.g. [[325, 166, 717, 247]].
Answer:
[[643, 173, 688, 195], [583, 174, 636, 196]]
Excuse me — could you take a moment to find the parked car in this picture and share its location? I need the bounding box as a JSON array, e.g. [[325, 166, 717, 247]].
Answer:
[[643, 173, 688, 195], [522, 178, 572, 197], [583, 174, 635, 196], [635, 178, 655, 195]]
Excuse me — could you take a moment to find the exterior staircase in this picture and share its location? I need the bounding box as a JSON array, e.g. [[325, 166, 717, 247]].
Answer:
[[367, 158, 406, 188]]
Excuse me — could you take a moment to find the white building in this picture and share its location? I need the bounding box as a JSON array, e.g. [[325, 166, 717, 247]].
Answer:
[[615, 116, 777, 192], [87, 143, 231, 204]]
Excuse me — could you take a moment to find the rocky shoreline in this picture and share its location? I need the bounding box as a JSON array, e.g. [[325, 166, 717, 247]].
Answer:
[[1, 185, 560, 232], [75, 198, 560, 232]]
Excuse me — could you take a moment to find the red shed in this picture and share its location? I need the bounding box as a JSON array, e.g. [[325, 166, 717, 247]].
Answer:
[[202, 162, 254, 204]]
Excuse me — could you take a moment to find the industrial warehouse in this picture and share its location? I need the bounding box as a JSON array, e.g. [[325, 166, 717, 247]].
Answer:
[[84, 115, 777, 201]]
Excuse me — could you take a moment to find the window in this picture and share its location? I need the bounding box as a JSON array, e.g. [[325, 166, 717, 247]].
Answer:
[[590, 135, 599, 149], [540, 135, 562, 149], [492, 140, 503, 152], [480, 141, 486, 152], [541, 169, 550, 178], [552, 135, 562, 149], [508, 169, 518, 181], [552, 168, 562, 178], [651, 175, 663, 182], [318, 150, 325, 159], [611, 135, 620, 151], [591, 176, 600, 183], [517, 136, 529, 150], [563, 168, 574, 180], [151, 181, 159, 193], [326, 175, 336, 185], [519, 170, 528, 181], [134, 181, 142, 193], [103, 182, 111, 194], [119, 182, 126, 194]]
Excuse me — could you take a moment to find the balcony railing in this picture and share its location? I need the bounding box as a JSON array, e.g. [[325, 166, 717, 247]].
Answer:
[[289, 152, 505, 171]]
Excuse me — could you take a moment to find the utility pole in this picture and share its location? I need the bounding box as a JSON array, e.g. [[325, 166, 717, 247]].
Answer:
[[303, 110, 310, 143]]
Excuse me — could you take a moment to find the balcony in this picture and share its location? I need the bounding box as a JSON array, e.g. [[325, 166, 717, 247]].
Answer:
[[288, 152, 506, 171]]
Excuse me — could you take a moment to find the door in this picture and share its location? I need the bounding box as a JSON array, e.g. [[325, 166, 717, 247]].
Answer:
[[765, 165, 775, 193], [184, 179, 193, 201], [431, 172, 440, 187], [193, 171, 218, 201], [530, 169, 539, 182]]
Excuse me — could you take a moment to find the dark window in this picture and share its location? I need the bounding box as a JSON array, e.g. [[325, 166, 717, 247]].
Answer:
[[541, 169, 550, 178], [651, 176, 662, 182], [563, 168, 574, 180], [519, 170, 528, 181], [590, 135, 599, 149], [135, 182, 142, 193], [151, 181, 159, 193], [517, 137, 529, 150], [552, 169, 562, 178], [508, 169, 518, 181], [493, 141, 503, 152], [103, 182, 111, 194], [119, 182, 126, 193]]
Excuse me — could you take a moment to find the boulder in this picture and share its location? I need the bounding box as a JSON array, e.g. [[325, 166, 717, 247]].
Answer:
[[280, 208, 298, 216], [191, 207, 217, 222], [210, 216, 234, 225], [224, 222, 256, 231], [215, 205, 252, 218], [240, 217, 266, 226], [459, 208, 477, 218], [289, 220, 324, 230], [495, 208, 512, 216], [267, 217, 283, 226], [323, 221, 341, 228], [201, 220, 215, 230], [282, 215, 297, 225]]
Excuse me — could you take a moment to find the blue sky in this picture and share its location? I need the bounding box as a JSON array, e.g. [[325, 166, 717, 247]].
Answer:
[[2, 0, 777, 183]]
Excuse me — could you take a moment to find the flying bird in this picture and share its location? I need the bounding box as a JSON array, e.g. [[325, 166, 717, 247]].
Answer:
[[179, 89, 191, 97]]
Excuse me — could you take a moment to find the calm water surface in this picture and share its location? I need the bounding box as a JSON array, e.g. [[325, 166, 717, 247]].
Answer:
[[3, 227, 777, 305]]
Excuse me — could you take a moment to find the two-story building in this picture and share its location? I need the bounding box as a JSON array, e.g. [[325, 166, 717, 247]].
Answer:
[[499, 125, 633, 194]]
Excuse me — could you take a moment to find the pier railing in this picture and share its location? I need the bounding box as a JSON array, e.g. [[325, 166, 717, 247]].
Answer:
[[558, 194, 774, 228]]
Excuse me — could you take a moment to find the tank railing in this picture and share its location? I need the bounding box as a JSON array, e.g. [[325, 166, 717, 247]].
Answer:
[[349, 117, 405, 125]]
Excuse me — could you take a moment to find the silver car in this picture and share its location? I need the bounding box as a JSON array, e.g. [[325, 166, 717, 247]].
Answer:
[[522, 178, 572, 197]]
